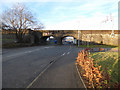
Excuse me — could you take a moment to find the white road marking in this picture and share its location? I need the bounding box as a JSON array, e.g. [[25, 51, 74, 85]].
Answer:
[[44, 47, 49, 48], [6, 53, 23, 58], [62, 53, 65, 56], [28, 51, 32, 53], [61, 53, 66, 56], [67, 52, 70, 55]]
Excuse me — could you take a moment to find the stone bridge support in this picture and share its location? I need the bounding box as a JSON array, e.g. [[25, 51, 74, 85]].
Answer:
[[56, 37, 62, 45]]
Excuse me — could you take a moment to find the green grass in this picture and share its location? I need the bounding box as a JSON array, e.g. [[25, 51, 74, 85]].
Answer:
[[2, 38, 15, 41], [78, 44, 118, 48], [90, 52, 119, 87]]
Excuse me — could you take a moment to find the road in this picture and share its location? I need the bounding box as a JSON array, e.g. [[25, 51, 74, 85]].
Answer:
[[3, 45, 85, 88]]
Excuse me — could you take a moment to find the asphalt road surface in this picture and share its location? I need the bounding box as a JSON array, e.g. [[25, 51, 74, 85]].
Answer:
[[3, 45, 85, 88]]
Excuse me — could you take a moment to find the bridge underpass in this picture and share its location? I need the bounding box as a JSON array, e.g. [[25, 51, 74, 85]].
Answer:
[[61, 36, 77, 45], [41, 30, 79, 45], [40, 36, 78, 45]]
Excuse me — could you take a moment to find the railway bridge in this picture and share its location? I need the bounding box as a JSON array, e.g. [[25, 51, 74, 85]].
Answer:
[[40, 30, 80, 44], [40, 30, 119, 46]]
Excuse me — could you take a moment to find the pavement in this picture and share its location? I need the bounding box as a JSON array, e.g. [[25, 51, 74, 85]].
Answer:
[[2, 45, 85, 88]]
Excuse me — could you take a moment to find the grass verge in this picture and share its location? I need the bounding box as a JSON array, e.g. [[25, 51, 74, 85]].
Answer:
[[91, 52, 119, 88], [78, 45, 118, 48]]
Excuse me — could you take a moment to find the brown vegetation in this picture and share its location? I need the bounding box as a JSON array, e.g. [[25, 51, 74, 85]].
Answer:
[[76, 49, 111, 88]]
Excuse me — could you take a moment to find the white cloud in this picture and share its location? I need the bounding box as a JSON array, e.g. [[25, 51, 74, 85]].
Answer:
[[43, 0, 118, 30], [1, 0, 118, 3], [0, 0, 89, 3], [45, 12, 118, 30]]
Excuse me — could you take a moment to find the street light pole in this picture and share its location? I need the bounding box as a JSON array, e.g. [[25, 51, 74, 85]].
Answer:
[[110, 13, 114, 38], [78, 30, 79, 47], [87, 35, 89, 47]]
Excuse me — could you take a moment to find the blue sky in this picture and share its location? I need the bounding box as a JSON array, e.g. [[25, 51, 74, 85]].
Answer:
[[0, 0, 119, 30]]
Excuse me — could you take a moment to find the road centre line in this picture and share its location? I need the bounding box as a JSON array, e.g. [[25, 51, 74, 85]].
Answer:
[[63, 53, 65, 56], [61, 52, 66, 56], [67, 51, 70, 55], [44, 47, 50, 48]]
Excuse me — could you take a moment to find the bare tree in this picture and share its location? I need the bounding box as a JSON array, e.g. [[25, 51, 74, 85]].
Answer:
[[1, 3, 43, 43]]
